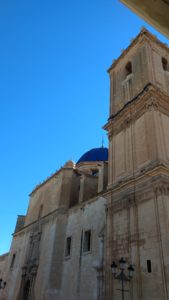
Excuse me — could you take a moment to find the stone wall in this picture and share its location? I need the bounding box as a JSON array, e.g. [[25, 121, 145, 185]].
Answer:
[[60, 196, 106, 300]]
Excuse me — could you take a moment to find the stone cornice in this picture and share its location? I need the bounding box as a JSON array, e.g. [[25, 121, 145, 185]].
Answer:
[[30, 162, 75, 196], [29, 168, 63, 196], [106, 167, 169, 212], [103, 84, 169, 137], [106, 162, 169, 198], [13, 207, 68, 237]]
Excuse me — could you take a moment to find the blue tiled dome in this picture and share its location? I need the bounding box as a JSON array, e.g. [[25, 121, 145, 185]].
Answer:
[[77, 147, 108, 164]]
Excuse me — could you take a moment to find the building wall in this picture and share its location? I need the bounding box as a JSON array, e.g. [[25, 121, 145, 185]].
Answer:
[[109, 42, 149, 115], [60, 196, 106, 300], [25, 172, 63, 226], [1, 230, 31, 300], [0, 252, 8, 296], [108, 30, 169, 116], [1, 196, 106, 300], [105, 180, 169, 300], [0, 158, 107, 300], [105, 29, 169, 300]]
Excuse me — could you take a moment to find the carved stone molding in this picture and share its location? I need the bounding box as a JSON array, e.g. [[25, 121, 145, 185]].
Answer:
[[128, 196, 137, 208], [108, 196, 137, 211], [145, 97, 158, 111], [104, 84, 169, 137], [154, 183, 169, 196], [124, 116, 132, 127]]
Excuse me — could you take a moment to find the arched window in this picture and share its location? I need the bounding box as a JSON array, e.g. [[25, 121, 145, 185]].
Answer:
[[125, 61, 132, 77], [122, 61, 133, 103], [162, 57, 169, 71]]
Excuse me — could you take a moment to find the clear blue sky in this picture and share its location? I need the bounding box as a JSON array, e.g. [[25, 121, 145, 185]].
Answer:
[[0, 0, 168, 254]]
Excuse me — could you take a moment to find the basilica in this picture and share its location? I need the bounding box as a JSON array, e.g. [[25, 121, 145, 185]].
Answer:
[[1, 28, 169, 300]]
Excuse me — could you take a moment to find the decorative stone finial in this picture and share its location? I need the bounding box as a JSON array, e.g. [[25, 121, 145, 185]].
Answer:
[[63, 160, 75, 168]]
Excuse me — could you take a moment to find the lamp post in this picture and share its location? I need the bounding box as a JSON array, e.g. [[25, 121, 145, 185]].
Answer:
[[0, 278, 6, 290], [111, 257, 134, 300]]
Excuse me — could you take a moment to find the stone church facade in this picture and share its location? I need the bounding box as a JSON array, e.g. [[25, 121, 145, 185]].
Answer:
[[1, 28, 169, 300]]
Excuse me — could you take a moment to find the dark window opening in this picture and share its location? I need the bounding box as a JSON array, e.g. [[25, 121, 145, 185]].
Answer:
[[10, 254, 16, 269], [83, 230, 91, 252], [162, 57, 169, 71], [147, 260, 152, 273], [38, 204, 43, 219], [125, 62, 132, 77], [65, 237, 72, 257], [92, 169, 98, 176], [23, 279, 31, 300]]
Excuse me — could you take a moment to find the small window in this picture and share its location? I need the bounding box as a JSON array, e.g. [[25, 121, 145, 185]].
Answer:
[[147, 260, 152, 273], [162, 57, 168, 71], [92, 169, 98, 176], [65, 237, 72, 257], [10, 254, 16, 269], [83, 230, 91, 252], [125, 62, 132, 76], [38, 204, 43, 219]]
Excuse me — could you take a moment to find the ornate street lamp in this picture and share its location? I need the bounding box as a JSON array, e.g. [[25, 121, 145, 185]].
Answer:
[[0, 278, 6, 290], [111, 257, 134, 300]]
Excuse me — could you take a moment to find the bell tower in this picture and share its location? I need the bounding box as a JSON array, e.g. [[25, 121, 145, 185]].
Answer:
[[104, 29, 169, 300], [105, 28, 169, 187]]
